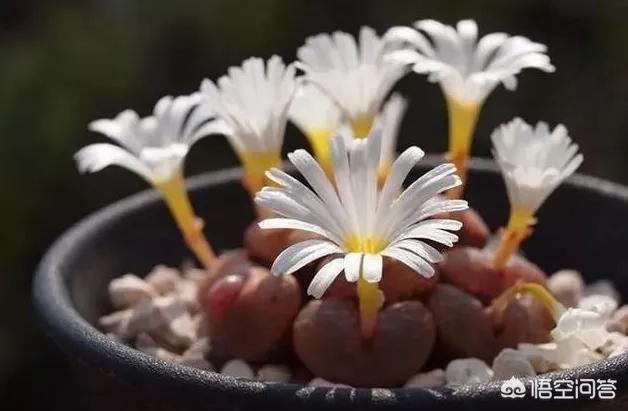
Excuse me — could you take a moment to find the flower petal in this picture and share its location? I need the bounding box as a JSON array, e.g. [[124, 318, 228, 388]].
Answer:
[[344, 253, 362, 282], [381, 246, 435, 278], [74, 143, 155, 184], [271, 240, 342, 276], [308, 258, 345, 298], [362, 253, 383, 283]]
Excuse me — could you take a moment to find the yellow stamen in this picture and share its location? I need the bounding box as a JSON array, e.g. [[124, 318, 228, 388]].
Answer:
[[445, 97, 481, 199], [305, 128, 334, 177], [493, 208, 534, 270], [492, 281, 564, 322], [345, 235, 386, 339], [156, 171, 216, 271], [350, 115, 375, 139], [239, 150, 282, 217]]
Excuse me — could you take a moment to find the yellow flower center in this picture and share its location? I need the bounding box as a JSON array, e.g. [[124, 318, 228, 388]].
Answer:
[[345, 235, 385, 254], [350, 115, 375, 139]]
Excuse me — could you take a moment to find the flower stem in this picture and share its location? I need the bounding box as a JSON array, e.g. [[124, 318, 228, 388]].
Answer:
[[445, 97, 481, 199], [357, 276, 383, 340], [240, 150, 282, 218], [157, 172, 216, 271], [493, 208, 533, 270], [492, 281, 565, 322]]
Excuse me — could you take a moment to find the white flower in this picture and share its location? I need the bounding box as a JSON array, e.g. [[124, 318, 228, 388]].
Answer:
[[75, 94, 226, 184], [339, 93, 408, 175], [491, 117, 583, 215], [289, 83, 342, 139], [255, 131, 467, 298], [297, 26, 409, 136], [199, 55, 296, 155], [376, 93, 408, 172], [385, 19, 555, 105]]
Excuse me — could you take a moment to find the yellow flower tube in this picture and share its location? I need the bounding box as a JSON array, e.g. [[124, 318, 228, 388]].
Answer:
[[446, 97, 481, 199], [157, 171, 216, 271]]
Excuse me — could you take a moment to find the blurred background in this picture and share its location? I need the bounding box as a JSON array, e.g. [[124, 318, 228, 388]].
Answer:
[[2, 0, 628, 409]]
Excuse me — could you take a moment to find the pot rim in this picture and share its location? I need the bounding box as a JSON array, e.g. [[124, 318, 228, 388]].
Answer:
[[33, 155, 628, 405]]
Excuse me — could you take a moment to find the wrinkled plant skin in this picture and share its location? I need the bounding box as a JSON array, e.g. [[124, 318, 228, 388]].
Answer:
[[428, 284, 497, 363], [293, 298, 436, 387], [439, 246, 546, 301], [200, 265, 301, 361], [326, 257, 439, 303], [488, 294, 555, 349]]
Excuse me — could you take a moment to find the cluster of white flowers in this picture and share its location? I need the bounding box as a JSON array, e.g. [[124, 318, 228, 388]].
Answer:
[[76, 18, 598, 364]]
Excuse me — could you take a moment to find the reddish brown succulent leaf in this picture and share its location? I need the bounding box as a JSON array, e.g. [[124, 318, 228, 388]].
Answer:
[[488, 294, 555, 349], [428, 284, 497, 363], [293, 298, 435, 387], [438, 246, 546, 301], [202, 266, 301, 361]]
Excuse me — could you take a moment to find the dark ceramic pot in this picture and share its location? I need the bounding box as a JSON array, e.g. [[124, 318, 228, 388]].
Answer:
[[33, 156, 628, 411]]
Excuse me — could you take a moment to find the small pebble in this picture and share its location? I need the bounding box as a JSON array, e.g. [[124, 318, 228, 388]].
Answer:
[[492, 348, 536, 379], [257, 364, 292, 383], [547, 270, 584, 308], [404, 369, 446, 388], [109, 274, 157, 309], [124, 295, 188, 337], [176, 279, 201, 313], [179, 337, 213, 370], [124, 300, 163, 337], [578, 294, 618, 317], [185, 267, 209, 283], [606, 319, 626, 334], [135, 333, 180, 362], [153, 295, 189, 321], [183, 337, 211, 358], [583, 280, 621, 305], [517, 343, 559, 373], [145, 266, 181, 294], [610, 305, 628, 334], [307, 378, 350, 388], [221, 359, 254, 379], [608, 338, 628, 358], [156, 312, 196, 348], [98, 309, 132, 334], [445, 358, 493, 386], [599, 332, 628, 357]]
